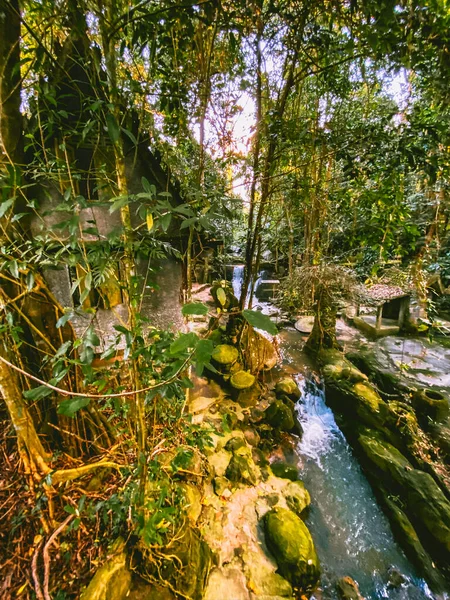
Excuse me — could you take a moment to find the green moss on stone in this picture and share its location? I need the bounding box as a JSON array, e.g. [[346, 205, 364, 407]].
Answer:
[[265, 400, 295, 432], [263, 507, 320, 593], [275, 378, 301, 400], [230, 370, 256, 390], [211, 344, 239, 366]]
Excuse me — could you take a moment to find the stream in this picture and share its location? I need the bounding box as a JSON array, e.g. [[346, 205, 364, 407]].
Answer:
[[231, 266, 437, 599]]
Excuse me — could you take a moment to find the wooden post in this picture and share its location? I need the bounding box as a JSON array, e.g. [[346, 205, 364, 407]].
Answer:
[[376, 304, 383, 330]]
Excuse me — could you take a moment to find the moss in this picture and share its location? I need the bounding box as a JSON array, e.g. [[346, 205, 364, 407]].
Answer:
[[80, 538, 131, 600], [275, 378, 301, 400], [263, 507, 320, 593], [211, 344, 239, 366], [270, 462, 299, 481], [283, 481, 311, 516], [230, 370, 256, 390], [226, 445, 260, 485], [353, 382, 381, 411], [265, 400, 296, 432]]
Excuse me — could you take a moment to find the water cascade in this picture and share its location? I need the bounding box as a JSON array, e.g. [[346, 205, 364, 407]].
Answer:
[[229, 265, 439, 599], [277, 328, 436, 599]]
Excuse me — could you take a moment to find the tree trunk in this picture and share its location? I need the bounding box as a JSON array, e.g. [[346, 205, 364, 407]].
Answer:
[[305, 292, 339, 353]]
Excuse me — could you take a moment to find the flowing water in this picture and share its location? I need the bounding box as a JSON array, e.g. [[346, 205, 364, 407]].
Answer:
[[277, 328, 435, 600], [230, 265, 440, 599]]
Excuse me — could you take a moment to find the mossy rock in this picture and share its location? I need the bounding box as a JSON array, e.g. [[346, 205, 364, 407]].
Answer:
[[358, 432, 450, 555], [226, 445, 260, 485], [271, 462, 299, 481], [208, 329, 223, 344], [211, 344, 239, 371], [283, 480, 311, 516], [412, 389, 449, 423], [265, 400, 296, 433], [322, 363, 344, 381], [336, 576, 364, 600], [263, 507, 320, 593], [382, 496, 447, 592], [230, 370, 256, 390], [145, 527, 211, 600], [80, 538, 131, 600], [275, 378, 301, 401], [341, 366, 368, 383], [225, 436, 247, 452]]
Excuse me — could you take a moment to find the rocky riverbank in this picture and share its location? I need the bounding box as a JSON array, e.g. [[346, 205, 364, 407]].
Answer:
[[319, 346, 450, 593]]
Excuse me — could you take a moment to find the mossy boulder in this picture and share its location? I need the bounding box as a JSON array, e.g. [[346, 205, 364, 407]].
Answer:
[[270, 462, 299, 481], [211, 344, 239, 370], [351, 382, 390, 428], [263, 507, 320, 593], [381, 496, 447, 592], [336, 576, 364, 600], [275, 378, 301, 401], [80, 538, 131, 600], [283, 480, 311, 516], [358, 432, 450, 555], [230, 370, 256, 390], [412, 389, 449, 423], [154, 527, 211, 600], [226, 445, 260, 485], [265, 400, 295, 432]]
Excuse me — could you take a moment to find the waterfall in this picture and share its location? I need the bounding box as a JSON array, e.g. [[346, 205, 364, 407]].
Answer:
[[232, 265, 244, 299]]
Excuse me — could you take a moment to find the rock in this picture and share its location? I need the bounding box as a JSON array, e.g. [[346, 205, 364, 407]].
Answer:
[[214, 476, 232, 497], [336, 576, 365, 600], [80, 538, 131, 600], [211, 344, 239, 370], [275, 378, 301, 401], [226, 445, 260, 486], [283, 481, 311, 516], [230, 370, 256, 390], [263, 507, 320, 594], [294, 316, 315, 334], [341, 366, 368, 383], [270, 462, 299, 482], [412, 389, 449, 423], [427, 421, 450, 456], [178, 482, 202, 524], [158, 527, 211, 600], [243, 427, 261, 447], [207, 449, 232, 478], [322, 363, 344, 381], [127, 578, 175, 600], [387, 567, 406, 588], [242, 549, 293, 598], [204, 565, 250, 600], [381, 496, 446, 592], [265, 400, 296, 433], [225, 436, 247, 452], [358, 432, 450, 555]]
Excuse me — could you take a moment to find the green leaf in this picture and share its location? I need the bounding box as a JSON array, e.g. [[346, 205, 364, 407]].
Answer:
[[180, 217, 197, 230], [160, 213, 172, 232], [169, 332, 198, 355], [195, 339, 214, 364], [8, 260, 19, 279], [57, 397, 90, 418], [109, 195, 129, 214], [181, 302, 209, 316], [0, 198, 14, 217], [121, 127, 137, 145], [216, 288, 227, 307], [56, 312, 73, 328], [242, 309, 278, 335], [106, 113, 120, 143], [24, 385, 53, 401]]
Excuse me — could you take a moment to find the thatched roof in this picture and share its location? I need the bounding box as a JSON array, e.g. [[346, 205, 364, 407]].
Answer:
[[365, 284, 409, 304]]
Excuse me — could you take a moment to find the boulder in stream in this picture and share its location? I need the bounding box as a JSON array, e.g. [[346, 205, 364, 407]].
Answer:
[[265, 400, 296, 433], [275, 377, 301, 401], [263, 507, 320, 594], [336, 576, 365, 600]]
